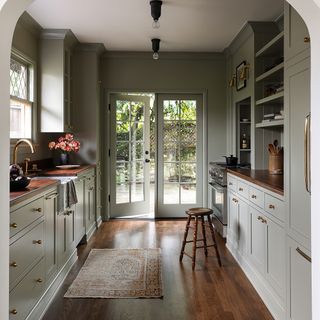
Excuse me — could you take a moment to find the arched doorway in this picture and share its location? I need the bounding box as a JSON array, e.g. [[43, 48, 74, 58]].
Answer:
[[0, 0, 319, 319]]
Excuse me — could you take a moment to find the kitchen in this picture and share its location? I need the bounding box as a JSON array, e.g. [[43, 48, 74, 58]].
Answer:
[[0, 0, 318, 318]]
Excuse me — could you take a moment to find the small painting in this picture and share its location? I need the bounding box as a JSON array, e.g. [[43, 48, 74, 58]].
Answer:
[[236, 61, 247, 91]]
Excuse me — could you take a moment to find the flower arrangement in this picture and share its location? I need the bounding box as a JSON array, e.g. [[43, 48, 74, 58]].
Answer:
[[48, 133, 80, 153]]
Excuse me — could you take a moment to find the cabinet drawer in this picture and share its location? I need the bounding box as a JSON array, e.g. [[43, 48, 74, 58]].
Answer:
[[10, 197, 44, 238], [10, 222, 44, 287], [237, 180, 249, 199], [249, 186, 264, 209], [9, 258, 45, 320], [227, 175, 237, 192], [265, 193, 284, 222]]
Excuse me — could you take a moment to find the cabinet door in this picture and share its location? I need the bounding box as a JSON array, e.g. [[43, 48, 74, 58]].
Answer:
[[238, 199, 249, 255], [285, 58, 311, 249], [266, 218, 285, 299], [228, 192, 239, 247], [287, 237, 312, 320], [74, 178, 85, 245], [44, 191, 58, 284], [249, 207, 266, 275], [284, 3, 310, 62]]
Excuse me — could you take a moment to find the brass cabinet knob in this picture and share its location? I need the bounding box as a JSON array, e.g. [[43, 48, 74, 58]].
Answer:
[[251, 194, 257, 199], [10, 262, 17, 267], [10, 223, 18, 228], [33, 240, 42, 245], [229, 182, 233, 186], [36, 278, 43, 283], [269, 204, 275, 210], [10, 309, 18, 315], [232, 198, 238, 203], [304, 37, 310, 43], [34, 208, 42, 212], [239, 188, 244, 191]]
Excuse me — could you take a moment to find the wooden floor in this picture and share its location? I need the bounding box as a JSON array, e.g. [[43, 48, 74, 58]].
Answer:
[[42, 220, 273, 320]]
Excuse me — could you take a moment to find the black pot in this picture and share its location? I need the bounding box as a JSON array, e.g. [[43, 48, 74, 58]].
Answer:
[[10, 176, 31, 191], [223, 155, 238, 167]]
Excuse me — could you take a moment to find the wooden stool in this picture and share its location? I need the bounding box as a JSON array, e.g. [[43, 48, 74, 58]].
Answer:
[[179, 208, 222, 270]]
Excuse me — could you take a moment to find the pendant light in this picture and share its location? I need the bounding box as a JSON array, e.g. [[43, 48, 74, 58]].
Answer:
[[152, 38, 160, 60], [150, 0, 162, 29]]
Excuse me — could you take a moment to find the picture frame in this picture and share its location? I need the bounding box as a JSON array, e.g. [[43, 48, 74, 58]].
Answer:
[[236, 61, 247, 91]]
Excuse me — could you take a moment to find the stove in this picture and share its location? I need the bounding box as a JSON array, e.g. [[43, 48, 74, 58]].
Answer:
[[208, 162, 249, 237]]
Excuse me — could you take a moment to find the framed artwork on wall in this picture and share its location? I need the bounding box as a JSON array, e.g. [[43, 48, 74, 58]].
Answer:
[[236, 61, 247, 91]]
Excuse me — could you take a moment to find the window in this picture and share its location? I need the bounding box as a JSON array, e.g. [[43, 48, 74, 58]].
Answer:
[[10, 55, 34, 139]]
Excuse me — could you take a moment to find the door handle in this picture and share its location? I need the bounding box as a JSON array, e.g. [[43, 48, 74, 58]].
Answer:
[[145, 159, 150, 163], [304, 113, 311, 194]]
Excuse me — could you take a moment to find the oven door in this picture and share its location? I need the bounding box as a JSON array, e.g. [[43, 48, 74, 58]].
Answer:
[[209, 182, 227, 225]]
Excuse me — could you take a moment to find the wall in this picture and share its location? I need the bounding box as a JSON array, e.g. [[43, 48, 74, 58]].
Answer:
[[101, 52, 227, 164], [11, 12, 57, 165]]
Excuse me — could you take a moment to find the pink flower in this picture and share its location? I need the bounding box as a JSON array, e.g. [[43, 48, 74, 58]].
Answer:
[[49, 134, 81, 153], [48, 142, 56, 150], [65, 133, 73, 141]]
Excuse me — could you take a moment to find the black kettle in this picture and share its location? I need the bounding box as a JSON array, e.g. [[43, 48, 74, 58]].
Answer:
[[223, 155, 238, 167]]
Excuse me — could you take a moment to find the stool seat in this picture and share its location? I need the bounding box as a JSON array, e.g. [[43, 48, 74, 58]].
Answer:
[[180, 207, 222, 270], [186, 207, 213, 216]]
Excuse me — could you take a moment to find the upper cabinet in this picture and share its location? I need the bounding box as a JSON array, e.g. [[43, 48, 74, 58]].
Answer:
[[40, 29, 78, 133], [284, 4, 310, 64]]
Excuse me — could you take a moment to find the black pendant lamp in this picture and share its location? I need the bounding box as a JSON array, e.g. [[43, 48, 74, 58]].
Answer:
[[152, 38, 160, 60], [150, 0, 162, 29]]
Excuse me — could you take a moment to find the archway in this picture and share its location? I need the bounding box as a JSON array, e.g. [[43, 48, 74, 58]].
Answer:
[[0, 0, 319, 319]]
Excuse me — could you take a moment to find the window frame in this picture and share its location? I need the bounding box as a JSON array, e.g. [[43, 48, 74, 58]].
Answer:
[[10, 48, 36, 143]]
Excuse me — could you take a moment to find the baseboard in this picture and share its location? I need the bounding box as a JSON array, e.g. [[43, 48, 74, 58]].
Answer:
[[226, 242, 286, 320], [97, 216, 102, 228], [86, 222, 96, 241], [26, 250, 78, 320]]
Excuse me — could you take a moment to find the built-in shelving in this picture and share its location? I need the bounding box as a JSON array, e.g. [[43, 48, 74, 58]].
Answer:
[[256, 62, 284, 82], [256, 91, 284, 105], [255, 120, 284, 128], [256, 31, 284, 58]]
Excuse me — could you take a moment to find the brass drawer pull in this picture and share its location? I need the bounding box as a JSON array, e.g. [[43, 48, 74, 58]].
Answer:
[[10, 309, 18, 315], [36, 278, 43, 283], [304, 37, 310, 43], [65, 210, 73, 216], [239, 188, 244, 191], [258, 216, 267, 224], [89, 187, 94, 191], [10, 223, 18, 228], [229, 182, 233, 186], [296, 247, 311, 263], [10, 262, 18, 268], [269, 204, 275, 209], [232, 198, 238, 203], [33, 240, 42, 245], [251, 194, 257, 199], [34, 208, 42, 212]]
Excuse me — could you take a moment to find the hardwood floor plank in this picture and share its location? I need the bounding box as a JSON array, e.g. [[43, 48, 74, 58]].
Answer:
[[42, 220, 273, 320]]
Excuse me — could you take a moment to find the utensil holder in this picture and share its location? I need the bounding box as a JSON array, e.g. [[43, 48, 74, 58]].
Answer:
[[269, 154, 283, 175]]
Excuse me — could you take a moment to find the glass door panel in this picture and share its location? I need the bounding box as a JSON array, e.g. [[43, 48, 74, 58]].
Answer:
[[110, 94, 150, 217], [157, 94, 203, 217]]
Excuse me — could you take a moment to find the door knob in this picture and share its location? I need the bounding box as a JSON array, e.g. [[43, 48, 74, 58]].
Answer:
[[145, 159, 150, 163]]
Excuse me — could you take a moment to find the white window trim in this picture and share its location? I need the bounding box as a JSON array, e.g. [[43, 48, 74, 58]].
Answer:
[[10, 48, 36, 144]]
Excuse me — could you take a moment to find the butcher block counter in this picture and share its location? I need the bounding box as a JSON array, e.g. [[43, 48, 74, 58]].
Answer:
[[39, 164, 95, 177], [227, 168, 284, 196]]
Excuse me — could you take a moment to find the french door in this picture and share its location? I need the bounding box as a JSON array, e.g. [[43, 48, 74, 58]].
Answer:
[[156, 94, 203, 217], [110, 94, 151, 217]]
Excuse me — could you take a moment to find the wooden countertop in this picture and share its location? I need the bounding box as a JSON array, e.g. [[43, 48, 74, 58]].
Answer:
[[227, 168, 284, 196], [10, 179, 59, 207], [40, 165, 95, 177]]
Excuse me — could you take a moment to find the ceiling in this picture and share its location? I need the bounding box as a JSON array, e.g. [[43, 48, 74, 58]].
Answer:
[[27, 0, 284, 52]]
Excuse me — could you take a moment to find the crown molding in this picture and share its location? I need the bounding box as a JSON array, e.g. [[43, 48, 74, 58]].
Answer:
[[16, 12, 42, 37], [75, 43, 106, 55]]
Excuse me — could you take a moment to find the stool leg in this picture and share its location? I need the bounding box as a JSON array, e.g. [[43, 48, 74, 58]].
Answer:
[[192, 217, 198, 270], [180, 215, 191, 262], [207, 214, 222, 267], [201, 216, 208, 257]]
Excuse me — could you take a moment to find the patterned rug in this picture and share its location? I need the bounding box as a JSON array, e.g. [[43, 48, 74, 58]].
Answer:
[[64, 248, 163, 299]]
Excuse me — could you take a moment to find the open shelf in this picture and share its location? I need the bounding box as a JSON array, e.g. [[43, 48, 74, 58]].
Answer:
[[256, 120, 284, 128], [256, 91, 284, 105], [256, 62, 284, 82], [256, 31, 284, 58]]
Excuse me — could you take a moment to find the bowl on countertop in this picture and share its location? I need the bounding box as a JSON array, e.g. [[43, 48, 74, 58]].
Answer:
[[10, 176, 31, 191]]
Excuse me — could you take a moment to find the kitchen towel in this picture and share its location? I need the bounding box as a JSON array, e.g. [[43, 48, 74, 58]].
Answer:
[[66, 180, 78, 208]]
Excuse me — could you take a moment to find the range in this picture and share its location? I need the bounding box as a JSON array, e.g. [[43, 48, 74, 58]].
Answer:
[[208, 162, 249, 237]]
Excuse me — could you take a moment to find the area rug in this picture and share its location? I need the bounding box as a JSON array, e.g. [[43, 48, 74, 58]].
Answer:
[[64, 248, 163, 299]]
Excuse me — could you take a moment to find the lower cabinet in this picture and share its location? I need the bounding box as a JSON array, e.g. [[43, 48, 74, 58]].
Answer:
[[227, 173, 286, 319], [85, 173, 96, 236], [287, 236, 312, 320], [74, 177, 86, 245]]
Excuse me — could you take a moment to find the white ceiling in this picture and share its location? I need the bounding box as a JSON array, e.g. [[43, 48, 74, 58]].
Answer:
[[27, 0, 284, 52]]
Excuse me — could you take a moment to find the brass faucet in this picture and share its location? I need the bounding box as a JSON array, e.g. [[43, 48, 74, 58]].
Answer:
[[13, 139, 35, 165]]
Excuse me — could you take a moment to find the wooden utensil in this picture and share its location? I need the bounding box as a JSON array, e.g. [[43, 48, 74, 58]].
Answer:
[[268, 144, 275, 155]]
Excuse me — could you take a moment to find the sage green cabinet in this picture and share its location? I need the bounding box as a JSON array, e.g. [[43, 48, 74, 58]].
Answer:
[[284, 3, 310, 64], [74, 177, 86, 245], [85, 177, 96, 236], [44, 190, 58, 285], [57, 206, 76, 268], [40, 29, 78, 132]]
